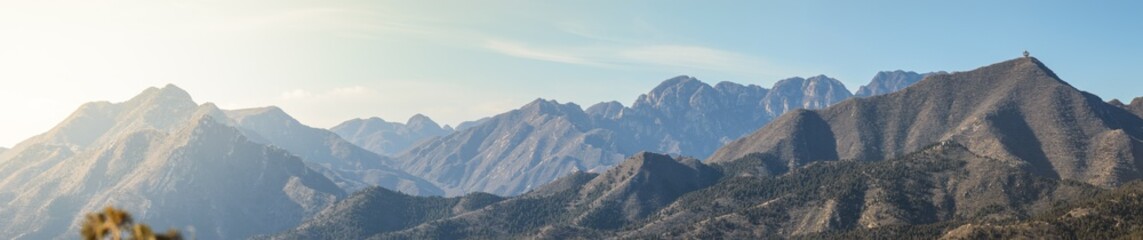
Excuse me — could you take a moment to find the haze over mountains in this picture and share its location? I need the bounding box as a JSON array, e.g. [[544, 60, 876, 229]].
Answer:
[[0, 85, 435, 239], [330, 115, 454, 157], [390, 73, 928, 196], [223, 107, 443, 195], [265, 57, 1143, 239], [7, 56, 1142, 239]]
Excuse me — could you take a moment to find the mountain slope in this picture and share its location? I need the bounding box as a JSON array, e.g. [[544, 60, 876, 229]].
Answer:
[[625, 142, 1099, 239], [269, 142, 1109, 239], [379, 152, 720, 239], [400, 74, 873, 196], [937, 181, 1143, 240], [1131, 98, 1143, 117], [0, 86, 345, 239], [225, 107, 443, 195], [330, 115, 453, 157], [262, 187, 503, 240], [710, 57, 1143, 187]]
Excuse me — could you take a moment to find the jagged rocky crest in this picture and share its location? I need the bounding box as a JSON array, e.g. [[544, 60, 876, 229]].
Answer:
[[397, 74, 875, 196], [710, 57, 1143, 188]]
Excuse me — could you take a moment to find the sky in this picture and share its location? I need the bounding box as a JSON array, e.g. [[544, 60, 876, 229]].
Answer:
[[1, 0, 1141, 147]]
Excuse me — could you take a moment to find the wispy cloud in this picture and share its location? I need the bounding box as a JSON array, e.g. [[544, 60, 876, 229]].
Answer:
[[480, 39, 790, 78], [618, 45, 779, 76], [483, 39, 609, 67]]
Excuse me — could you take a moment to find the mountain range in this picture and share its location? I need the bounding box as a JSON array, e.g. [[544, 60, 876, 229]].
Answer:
[[7, 56, 1139, 239], [709, 57, 1143, 188], [392, 73, 926, 196], [0, 85, 437, 239], [264, 57, 1143, 239]]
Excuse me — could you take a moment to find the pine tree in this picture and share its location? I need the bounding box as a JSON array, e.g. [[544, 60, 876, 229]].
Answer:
[[80, 206, 183, 240]]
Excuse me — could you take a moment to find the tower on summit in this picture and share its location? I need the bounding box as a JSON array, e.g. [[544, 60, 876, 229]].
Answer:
[[1023, 50, 1030, 58]]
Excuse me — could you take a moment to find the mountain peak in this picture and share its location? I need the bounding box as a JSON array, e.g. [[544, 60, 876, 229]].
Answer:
[[406, 113, 432, 124], [586, 101, 625, 119], [131, 84, 194, 104], [648, 75, 706, 95], [633, 75, 716, 111], [522, 98, 582, 116], [660, 75, 698, 86], [959, 57, 1069, 89], [806, 74, 835, 81], [855, 70, 926, 97], [406, 114, 442, 130], [225, 106, 302, 128]]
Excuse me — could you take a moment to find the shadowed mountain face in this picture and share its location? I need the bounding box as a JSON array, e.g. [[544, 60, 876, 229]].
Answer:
[[398, 74, 865, 196], [1132, 98, 1143, 117], [271, 152, 721, 239], [260, 187, 504, 240], [710, 57, 1143, 188], [934, 181, 1143, 239], [855, 70, 944, 97], [330, 115, 453, 157], [0, 85, 346, 239], [225, 107, 443, 195], [1111, 97, 1143, 118], [621, 142, 1099, 239], [269, 142, 1108, 239]]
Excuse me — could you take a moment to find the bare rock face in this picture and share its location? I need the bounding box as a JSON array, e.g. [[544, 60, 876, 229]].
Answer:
[[0, 85, 345, 239], [710, 57, 1143, 188], [763, 75, 853, 112]]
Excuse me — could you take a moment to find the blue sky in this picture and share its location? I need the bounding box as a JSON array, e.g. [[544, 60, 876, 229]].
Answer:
[[1, 0, 1141, 147]]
